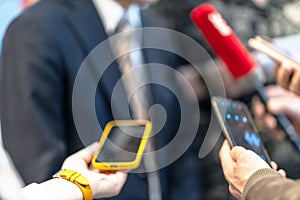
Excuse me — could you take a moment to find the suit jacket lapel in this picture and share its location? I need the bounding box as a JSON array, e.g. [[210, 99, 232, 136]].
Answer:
[[65, 0, 106, 55], [65, 0, 128, 118]]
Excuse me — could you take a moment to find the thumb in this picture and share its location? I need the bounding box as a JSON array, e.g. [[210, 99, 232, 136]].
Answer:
[[231, 146, 246, 162], [86, 142, 99, 154], [74, 142, 99, 163]]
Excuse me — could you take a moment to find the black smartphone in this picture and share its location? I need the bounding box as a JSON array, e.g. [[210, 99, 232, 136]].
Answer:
[[212, 96, 271, 164]]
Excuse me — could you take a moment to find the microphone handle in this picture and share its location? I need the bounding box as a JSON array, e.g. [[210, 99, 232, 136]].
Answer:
[[255, 85, 300, 151]]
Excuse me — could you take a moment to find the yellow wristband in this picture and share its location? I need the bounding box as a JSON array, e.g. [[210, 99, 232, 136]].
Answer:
[[53, 169, 92, 200]]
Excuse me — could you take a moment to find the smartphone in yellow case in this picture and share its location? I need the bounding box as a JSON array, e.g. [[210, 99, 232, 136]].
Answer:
[[92, 120, 152, 171]]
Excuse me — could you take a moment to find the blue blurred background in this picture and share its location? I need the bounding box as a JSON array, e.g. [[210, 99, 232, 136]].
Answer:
[[0, 0, 22, 52]]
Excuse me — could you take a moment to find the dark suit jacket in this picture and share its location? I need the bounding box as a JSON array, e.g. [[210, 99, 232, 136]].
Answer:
[[0, 0, 198, 199]]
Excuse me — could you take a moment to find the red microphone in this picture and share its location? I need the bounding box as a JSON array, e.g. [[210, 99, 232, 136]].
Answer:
[[191, 3, 300, 151], [190, 3, 256, 79]]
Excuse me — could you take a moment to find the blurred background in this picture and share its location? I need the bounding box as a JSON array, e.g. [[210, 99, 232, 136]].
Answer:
[[1, 0, 300, 199], [1, 0, 300, 55], [153, 0, 300, 45], [0, 0, 39, 52], [0, 0, 21, 52]]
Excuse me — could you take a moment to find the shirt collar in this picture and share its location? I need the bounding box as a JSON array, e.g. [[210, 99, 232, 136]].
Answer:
[[92, 0, 142, 34]]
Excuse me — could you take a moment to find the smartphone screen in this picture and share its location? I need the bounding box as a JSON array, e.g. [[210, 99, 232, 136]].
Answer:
[[96, 125, 146, 163], [212, 97, 271, 163]]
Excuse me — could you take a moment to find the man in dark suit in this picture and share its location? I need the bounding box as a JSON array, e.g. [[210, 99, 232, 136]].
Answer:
[[1, 0, 202, 199]]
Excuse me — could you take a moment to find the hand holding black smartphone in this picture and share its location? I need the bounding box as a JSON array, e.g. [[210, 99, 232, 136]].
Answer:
[[212, 96, 271, 164], [248, 36, 300, 70]]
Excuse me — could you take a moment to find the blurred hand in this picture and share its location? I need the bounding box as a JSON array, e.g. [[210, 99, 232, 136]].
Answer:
[[252, 85, 300, 138], [266, 86, 300, 135], [219, 140, 275, 199], [275, 62, 300, 96], [62, 143, 127, 199]]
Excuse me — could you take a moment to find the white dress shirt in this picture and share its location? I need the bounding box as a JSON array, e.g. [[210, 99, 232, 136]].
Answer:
[[92, 0, 145, 79], [92, 0, 142, 34]]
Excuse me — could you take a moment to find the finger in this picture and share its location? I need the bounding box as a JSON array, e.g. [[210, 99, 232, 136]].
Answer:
[[274, 63, 280, 79], [219, 140, 234, 174], [74, 142, 99, 163], [265, 85, 290, 97], [86, 142, 99, 154], [270, 161, 278, 170], [278, 169, 286, 177], [268, 96, 300, 118], [114, 172, 128, 184], [251, 95, 266, 117], [265, 113, 278, 129], [228, 184, 242, 199], [219, 140, 232, 162], [276, 65, 293, 90], [231, 146, 246, 162], [289, 70, 300, 96], [96, 172, 128, 198], [267, 97, 297, 118], [267, 99, 284, 115], [106, 171, 127, 182]]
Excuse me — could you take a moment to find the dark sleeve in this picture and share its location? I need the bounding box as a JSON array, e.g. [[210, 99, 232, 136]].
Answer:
[[0, 14, 66, 184], [242, 168, 300, 200]]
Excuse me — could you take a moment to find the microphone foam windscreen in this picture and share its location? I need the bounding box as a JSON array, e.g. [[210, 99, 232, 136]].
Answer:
[[191, 3, 256, 79]]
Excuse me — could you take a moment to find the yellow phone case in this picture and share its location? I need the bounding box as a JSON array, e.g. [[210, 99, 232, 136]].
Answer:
[[92, 120, 152, 171]]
